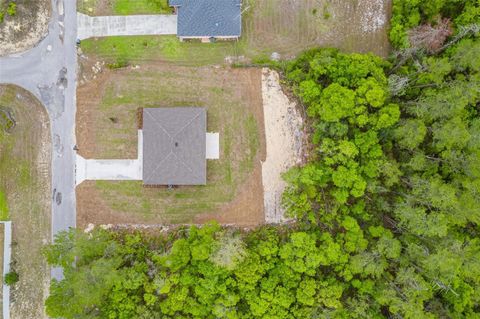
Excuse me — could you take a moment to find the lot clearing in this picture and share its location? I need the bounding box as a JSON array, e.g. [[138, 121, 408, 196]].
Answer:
[[0, 0, 51, 56], [0, 85, 51, 319], [76, 63, 266, 227], [243, 0, 392, 58]]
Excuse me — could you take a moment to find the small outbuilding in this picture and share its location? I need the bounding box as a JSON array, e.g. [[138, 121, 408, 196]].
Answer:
[[143, 107, 206, 185], [169, 0, 242, 41]]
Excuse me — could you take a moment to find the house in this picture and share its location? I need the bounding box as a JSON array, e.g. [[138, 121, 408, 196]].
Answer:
[[76, 107, 219, 187], [169, 0, 242, 42], [142, 107, 207, 185]]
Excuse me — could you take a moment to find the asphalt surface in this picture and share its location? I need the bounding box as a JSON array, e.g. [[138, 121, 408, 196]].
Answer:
[[0, 0, 77, 280]]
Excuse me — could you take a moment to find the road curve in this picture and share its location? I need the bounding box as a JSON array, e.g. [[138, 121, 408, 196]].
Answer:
[[0, 0, 77, 280]]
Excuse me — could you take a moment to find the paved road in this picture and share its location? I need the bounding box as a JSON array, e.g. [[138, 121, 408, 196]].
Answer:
[[0, 0, 77, 280], [77, 12, 177, 40]]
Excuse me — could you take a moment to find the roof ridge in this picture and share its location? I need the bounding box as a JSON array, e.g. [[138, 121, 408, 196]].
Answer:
[[145, 151, 174, 183], [145, 109, 174, 141], [173, 108, 203, 138]]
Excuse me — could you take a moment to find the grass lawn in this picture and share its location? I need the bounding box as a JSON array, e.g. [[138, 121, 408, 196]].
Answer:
[[76, 65, 264, 225], [81, 35, 241, 66], [0, 85, 51, 318], [78, 0, 172, 15]]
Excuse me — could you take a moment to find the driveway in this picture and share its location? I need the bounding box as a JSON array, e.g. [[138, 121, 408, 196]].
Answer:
[[77, 13, 177, 40], [0, 0, 78, 280], [76, 131, 143, 185]]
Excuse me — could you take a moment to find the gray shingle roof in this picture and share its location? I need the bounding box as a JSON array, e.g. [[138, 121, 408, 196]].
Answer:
[[143, 107, 206, 185], [170, 0, 242, 37]]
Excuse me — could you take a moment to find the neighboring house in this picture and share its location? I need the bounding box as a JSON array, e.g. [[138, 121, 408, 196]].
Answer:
[[169, 0, 242, 42], [143, 107, 207, 185]]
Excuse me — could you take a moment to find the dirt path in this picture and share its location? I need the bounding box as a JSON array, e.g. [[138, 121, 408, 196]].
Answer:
[[261, 69, 303, 223], [0, 0, 51, 56], [0, 85, 51, 319]]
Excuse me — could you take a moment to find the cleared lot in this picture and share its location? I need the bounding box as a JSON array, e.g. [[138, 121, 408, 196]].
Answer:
[[76, 64, 265, 226], [0, 85, 51, 319], [243, 0, 391, 58]]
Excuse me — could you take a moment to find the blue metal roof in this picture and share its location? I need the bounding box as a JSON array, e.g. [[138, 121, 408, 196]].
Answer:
[[170, 0, 242, 37]]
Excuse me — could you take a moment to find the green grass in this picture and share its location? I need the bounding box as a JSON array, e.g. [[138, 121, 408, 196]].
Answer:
[[86, 67, 260, 223], [0, 190, 8, 220], [113, 0, 170, 15], [0, 85, 51, 318], [78, 0, 171, 15], [81, 35, 241, 66]]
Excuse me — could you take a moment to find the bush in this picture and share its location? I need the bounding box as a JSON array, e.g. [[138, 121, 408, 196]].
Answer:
[[7, 2, 16, 16], [4, 271, 19, 285]]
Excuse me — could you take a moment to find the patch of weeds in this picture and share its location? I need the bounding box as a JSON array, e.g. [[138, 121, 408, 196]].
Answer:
[[0, 190, 9, 220], [160, 36, 182, 59], [6, 1, 15, 16], [323, 4, 331, 20], [107, 59, 128, 69], [240, 114, 259, 174], [113, 0, 170, 15], [0, 0, 16, 22], [4, 271, 19, 285], [0, 107, 15, 132], [17, 162, 32, 189]]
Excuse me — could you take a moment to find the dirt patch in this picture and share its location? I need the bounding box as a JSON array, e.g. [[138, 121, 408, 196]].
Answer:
[[0, 0, 51, 56], [243, 0, 392, 58], [0, 85, 51, 319], [76, 62, 265, 227], [260, 69, 304, 223]]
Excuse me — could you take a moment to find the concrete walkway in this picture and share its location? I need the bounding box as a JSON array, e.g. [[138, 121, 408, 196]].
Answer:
[[1, 221, 12, 319], [206, 133, 220, 159], [76, 130, 143, 185], [77, 13, 177, 40]]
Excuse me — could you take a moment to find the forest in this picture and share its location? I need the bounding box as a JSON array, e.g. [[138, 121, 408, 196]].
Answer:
[[44, 1, 480, 318]]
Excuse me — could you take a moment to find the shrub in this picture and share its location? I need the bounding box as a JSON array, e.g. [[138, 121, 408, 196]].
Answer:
[[7, 2, 16, 16], [4, 271, 19, 285]]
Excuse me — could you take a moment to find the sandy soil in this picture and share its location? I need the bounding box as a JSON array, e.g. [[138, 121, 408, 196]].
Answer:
[[0, 0, 51, 56], [260, 69, 303, 223], [0, 85, 51, 319]]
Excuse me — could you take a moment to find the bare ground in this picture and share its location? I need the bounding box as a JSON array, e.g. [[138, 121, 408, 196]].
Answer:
[[260, 69, 304, 223], [0, 0, 51, 56], [0, 85, 51, 319]]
